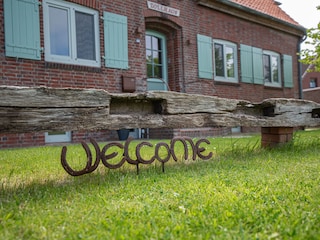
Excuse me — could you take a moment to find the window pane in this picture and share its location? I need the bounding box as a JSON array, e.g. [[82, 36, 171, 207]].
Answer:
[[75, 11, 95, 60], [152, 51, 159, 62], [226, 46, 235, 78], [158, 51, 162, 65], [310, 79, 317, 88], [154, 65, 162, 78], [157, 38, 162, 51], [263, 54, 271, 82], [146, 50, 152, 63], [152, 36, 159, 50], [146, 35, 152, 49], [49, 6, 69, 56], [147, 63, 153, 78], [215, 44, 224, 77], [146, 35, 163, 79], [152, 51, 162, 65], [271, 56, 279, 82]]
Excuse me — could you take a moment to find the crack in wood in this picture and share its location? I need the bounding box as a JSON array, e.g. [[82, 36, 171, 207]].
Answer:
[[0, 86, 319, 133]]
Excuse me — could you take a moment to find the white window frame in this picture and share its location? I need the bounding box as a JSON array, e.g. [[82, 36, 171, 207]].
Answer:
[[309, 78, 317, 88], [213, 40, 238, 83], [43, 0, 100, 67], [45, 131, 71, 143], [263, 50, 281, 87]]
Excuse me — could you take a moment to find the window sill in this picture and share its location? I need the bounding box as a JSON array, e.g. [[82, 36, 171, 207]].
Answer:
[[303, 87, 320, 92], [214, 80, 240, 87], [264, 84, 282, 90], [45, 62, 102, 73]]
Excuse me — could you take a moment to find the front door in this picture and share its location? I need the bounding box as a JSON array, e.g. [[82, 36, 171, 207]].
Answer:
[[146, 31, 168, 91]]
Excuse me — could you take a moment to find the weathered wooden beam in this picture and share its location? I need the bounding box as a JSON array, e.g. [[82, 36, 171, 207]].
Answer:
[[0, 86, 319, 133]]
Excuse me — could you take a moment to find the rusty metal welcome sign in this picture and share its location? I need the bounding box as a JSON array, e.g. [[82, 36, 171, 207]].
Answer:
[[61, 137, 213, 176]]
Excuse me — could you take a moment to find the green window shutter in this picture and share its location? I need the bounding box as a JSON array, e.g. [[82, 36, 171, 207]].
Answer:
[[252, 47, 264, 85], [4, 0, 41, 60], [104, 12, 129, 69], [283, 55, 293, 88], [197, 34, 213, 79], [240, 44, 253, 83]]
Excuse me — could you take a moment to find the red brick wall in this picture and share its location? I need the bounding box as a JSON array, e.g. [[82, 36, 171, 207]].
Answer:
[[72, 130, 119, 142], [302, 67, 320, 103], [149, 127, 231, 139], [0, 130, 121, 149], [0, 0, 146, 92], [173, 127, 231, 138], [182, 6, 299, 100], [0, 132, 45, 149], [303, 89, 320, 103], [0, 0, 303, 148], [302, 67, 320, 89], [261, 127, 294, 148], [0, 0, 303, 95]]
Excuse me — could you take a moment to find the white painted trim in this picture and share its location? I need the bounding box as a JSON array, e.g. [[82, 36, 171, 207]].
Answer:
[[43, 0, 100, 67], [45, 131, 71, 143]]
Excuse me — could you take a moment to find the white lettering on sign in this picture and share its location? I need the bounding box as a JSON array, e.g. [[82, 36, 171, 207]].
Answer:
[[147, 1, 180, 17]]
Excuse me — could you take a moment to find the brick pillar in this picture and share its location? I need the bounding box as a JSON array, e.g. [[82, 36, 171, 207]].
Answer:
[[261, 127, 294, 148]]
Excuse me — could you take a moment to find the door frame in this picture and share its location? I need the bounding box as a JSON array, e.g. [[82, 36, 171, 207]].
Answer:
[[146, 30, 168, 91]]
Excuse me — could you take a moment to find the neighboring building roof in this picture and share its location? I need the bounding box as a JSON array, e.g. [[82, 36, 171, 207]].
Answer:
[[231, 0, 301, 26]]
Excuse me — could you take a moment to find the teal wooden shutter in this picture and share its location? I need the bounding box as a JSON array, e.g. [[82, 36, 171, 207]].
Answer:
[[283, 55, 293, 88], [252, 47, 264, 85], [197, 34, 213, 79], [240, 44, 253, 83], [4, 0, 41, 60], [104, 12, 129, 69]]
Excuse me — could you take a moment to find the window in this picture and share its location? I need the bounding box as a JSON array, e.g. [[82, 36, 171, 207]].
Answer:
[[146, 35, 163, 79], [213, 40, 238, 82], [310, 78, 317, 88], [45, 131, 71, 143], [43, 0, 100, 67], [197, 35, 237, 82], [263, 51, 281, 87], [240, 45, 292, 87]]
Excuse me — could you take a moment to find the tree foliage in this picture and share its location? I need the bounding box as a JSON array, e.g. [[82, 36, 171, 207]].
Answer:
[[300, 6, 320, 71]]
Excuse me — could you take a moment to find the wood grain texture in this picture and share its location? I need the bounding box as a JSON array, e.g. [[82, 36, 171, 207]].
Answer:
[[1, 86, 319, 133]]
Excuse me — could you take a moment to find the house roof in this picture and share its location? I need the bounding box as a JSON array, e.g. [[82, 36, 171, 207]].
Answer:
[[230, 0, 301, 27]]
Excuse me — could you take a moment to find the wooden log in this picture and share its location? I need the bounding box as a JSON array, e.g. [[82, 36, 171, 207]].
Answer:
[[0, 86, 110, 107], [0, 86, 319, 133]]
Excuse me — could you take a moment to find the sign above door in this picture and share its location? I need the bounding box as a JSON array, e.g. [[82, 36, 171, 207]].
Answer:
[[147, 1, 180, 17]]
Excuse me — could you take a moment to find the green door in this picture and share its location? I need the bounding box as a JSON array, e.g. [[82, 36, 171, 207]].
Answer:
[[146, 31, 168, 91]]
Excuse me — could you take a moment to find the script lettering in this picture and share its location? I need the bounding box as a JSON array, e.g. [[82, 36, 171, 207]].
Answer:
[[61, 137, 214, 176]]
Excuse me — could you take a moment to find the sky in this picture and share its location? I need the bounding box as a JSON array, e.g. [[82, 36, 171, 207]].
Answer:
[[279, 0, 319, 50]]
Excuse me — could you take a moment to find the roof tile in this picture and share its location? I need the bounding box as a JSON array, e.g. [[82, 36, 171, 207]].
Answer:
[[230, 0, 301, 26]]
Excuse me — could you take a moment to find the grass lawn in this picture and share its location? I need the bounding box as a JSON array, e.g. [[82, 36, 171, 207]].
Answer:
[[0, 130, 319, 239]]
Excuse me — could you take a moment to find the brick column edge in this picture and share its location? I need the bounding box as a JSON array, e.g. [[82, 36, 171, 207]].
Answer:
[[261, 127, 294, 148]]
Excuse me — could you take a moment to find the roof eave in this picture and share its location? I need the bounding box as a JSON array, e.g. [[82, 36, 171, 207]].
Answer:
[[197, 0, 306, 37]]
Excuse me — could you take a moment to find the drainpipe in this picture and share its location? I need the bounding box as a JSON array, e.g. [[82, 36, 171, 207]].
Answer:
[[181, 29, 186, 93], [298, 35, 307, 99]]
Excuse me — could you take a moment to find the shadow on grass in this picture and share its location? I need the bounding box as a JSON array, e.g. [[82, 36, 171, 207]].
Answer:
[[0, 158, 215, 205], [1, 130, 319, 207]]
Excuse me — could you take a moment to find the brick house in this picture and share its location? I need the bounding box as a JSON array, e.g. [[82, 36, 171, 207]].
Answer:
[[0, 0, 306, 148], [302, 64, 320, 103]]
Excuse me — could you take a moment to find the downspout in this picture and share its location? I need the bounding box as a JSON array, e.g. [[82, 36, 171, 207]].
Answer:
[[181, 29, 186, 93], [298, 34, 307, 99]]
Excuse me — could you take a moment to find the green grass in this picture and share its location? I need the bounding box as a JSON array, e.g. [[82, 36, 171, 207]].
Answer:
[[0, 130, 320, 239]]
